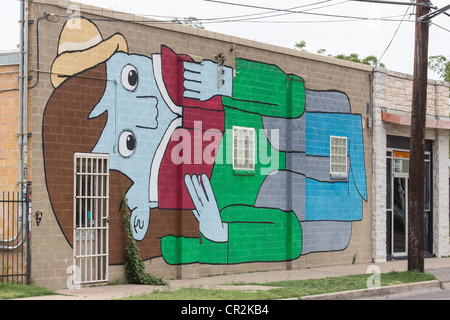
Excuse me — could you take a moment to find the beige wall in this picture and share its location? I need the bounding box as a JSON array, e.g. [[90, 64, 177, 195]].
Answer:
[[383, 70, 449, 117]]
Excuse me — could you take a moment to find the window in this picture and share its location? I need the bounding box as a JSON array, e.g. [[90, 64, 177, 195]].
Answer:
[[233, 126, 255, 171], [330, 136, 347, 175]]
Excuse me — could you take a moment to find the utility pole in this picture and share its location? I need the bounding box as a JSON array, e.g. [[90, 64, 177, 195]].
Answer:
[[408, 0, 430, 273]]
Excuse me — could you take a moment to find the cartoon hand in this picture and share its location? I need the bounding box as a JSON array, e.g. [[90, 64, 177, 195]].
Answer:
[[129, 207, 149, 241], [183, 60, 232, 101], [184, 173, 228, 242]]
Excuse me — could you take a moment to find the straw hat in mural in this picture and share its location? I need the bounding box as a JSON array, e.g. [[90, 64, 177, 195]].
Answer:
[[50, 16, 128, 88]]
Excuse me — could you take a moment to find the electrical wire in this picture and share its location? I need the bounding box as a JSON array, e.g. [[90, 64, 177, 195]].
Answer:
[[431, 21, 450, 33], [138, 3, 332, 24], [0, 13, 59, 95], [201, 0, 381, 21], [45, 0, 409, 24], [2, 0, 422, 28], [198, 0, 353, 23], [1, 0, 446, 94], [349, 0, 436, 8], [372, 0, 414, 71], [59, 0, 352, 25], [193, 1, 359, 24], [29, 12, 413, 26]]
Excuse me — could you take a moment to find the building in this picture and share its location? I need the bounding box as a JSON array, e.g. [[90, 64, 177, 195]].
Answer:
[[0, 0, 448, 289], [0, 50, 21, 193], [371, 69, 450, 261]]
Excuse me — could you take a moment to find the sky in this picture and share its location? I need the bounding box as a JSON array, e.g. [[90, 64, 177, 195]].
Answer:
[[1, 0, 449, 80]]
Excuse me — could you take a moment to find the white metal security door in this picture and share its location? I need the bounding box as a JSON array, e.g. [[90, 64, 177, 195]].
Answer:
[[73, 153, 109, 285]]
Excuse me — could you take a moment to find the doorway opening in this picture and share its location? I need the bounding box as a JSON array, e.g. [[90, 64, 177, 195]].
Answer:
[[73, 153, 110, 285], [386, 139, 433, 259]]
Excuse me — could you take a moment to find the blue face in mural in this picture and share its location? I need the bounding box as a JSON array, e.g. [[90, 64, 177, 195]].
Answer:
[[89, 52, 179, 241]]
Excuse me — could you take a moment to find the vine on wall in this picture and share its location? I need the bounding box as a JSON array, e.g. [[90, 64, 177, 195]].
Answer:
[[121, 195, 167, 286]]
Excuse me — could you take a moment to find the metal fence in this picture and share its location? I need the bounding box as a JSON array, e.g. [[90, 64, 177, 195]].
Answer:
[[0, 191, 30, 285]]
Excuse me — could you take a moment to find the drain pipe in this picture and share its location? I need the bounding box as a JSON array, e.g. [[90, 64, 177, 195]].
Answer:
[[18, 0, 24, 199], [23, 0, 29, 197]]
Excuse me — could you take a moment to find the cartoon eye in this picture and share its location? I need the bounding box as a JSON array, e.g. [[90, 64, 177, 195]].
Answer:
[[118, 130, 136, 158], [121, 65, 138, 91]]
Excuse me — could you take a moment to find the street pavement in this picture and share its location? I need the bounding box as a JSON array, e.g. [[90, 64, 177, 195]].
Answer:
[[13, 257, 450, 300]]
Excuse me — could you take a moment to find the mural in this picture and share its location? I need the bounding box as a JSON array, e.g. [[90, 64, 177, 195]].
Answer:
[[43, 17, 367, 266]]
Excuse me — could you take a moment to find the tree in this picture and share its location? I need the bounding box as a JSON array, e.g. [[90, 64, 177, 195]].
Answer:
[[172, 17, 205, 29], [429, 55, 450, 82], [294, 40, 307, 51], [294, 41, 385, 68]]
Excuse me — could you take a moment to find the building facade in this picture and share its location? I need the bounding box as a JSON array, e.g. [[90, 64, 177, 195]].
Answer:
[[371, 69, 450, 262], [0, 0, 448, 289], [0, 50, 21, 193]]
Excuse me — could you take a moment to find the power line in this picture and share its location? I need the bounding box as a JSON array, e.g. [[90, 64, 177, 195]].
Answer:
[[373, 1, 414, 70], [148, 1, 343, 24], [200, 0, 353, 24], [201, 0, 383, 20], [5, 0, 422, 26], [114, 1, 337, 24], [349, 0, 436, 8], [43, 3, 414, 26], [75, 14, 414, 25], [61, 0, 363, 25], [431, 21, 450, 32]]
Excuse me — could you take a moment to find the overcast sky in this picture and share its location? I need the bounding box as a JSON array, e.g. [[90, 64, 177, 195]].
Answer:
[[2, 0, 449, 80]]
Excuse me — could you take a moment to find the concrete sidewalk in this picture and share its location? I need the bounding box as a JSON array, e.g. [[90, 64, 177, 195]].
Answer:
[[15, 257, 450, 300]]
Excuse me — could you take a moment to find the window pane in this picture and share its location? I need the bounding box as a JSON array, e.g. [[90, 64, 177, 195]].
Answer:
[[233, 127, 255, 170], [330, 136, 347, 174]]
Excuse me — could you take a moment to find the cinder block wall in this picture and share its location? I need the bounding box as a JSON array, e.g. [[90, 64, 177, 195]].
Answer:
[[30, 0, 373, 289]]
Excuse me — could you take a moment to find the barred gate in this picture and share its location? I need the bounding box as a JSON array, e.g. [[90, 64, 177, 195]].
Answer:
[[0, 191, 30, 285], [73, 153, 109, 285]]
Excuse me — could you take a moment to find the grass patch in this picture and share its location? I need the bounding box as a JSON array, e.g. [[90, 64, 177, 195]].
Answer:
[[0, 271, 437, 300], [122, 271, 436, 300], [0, 283, 58, 300]]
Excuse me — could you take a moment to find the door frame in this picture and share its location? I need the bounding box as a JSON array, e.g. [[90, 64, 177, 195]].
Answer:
[[73, 152, 110, 285], [386, 145, 433, 259], [386, 146, 433, 259]]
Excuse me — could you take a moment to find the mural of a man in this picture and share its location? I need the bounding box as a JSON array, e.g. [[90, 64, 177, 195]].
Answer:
[[43, 17, 367, 266]]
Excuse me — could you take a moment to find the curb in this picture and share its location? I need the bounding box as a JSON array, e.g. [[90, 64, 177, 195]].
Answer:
[[300, 280, 442, 300]]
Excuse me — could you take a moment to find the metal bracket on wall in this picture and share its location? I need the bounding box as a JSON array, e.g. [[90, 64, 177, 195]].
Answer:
[[229, 44, 240, 78], [214, 53, 226, 89]]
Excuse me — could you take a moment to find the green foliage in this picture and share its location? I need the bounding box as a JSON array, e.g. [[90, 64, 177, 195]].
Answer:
[[294, 40, 385, 67], [172, 17, 205, 29], [294, 40, 307, 50], [0, 283, 57, 299], [429, 55, 450, 82], [122, 271, 436, 300], [331, 53, 385, 67], [122, 195, 167, 286]]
